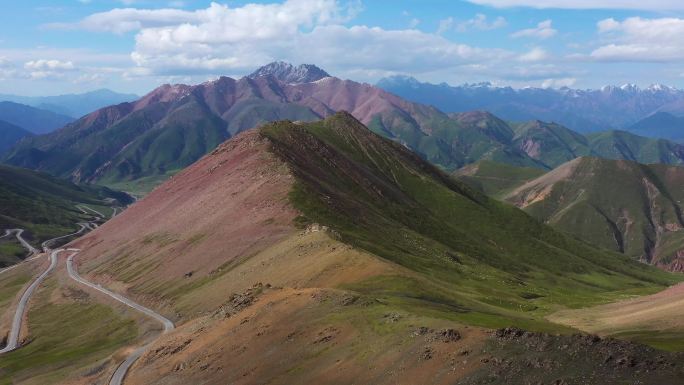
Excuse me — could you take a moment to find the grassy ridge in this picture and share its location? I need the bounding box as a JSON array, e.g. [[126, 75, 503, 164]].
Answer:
[[260, 113, 681, 332], [466, 157, 684, 267]]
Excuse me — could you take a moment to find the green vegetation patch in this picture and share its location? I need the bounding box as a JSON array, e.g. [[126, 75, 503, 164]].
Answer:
[[260, 113, 681, 334], [0, 278, 137, 384], [0, 164, 132, 263]]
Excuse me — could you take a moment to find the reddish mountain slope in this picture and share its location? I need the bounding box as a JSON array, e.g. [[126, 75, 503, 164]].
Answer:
[[2, 65, 463, 184], [71, 130, 299, 313]]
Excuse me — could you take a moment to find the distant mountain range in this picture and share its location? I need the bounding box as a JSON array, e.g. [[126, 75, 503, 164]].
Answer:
[[0, 88, 138, 118], [2, 63, 471, 183], [377, 76, 684, 138], [0, 101, 73, 134], [7, 62, 684, 187], [458, 157, 684, 271], [0, 101, 74, 154]]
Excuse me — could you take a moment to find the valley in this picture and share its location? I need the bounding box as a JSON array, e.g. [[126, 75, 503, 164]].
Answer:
[[5, 0, 684, 381], [0, 50, 684, 384], [3, 112, 684, 383]]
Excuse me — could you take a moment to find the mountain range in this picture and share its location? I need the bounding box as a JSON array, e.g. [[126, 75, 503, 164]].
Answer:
[[2, 65, 684, 383], [1, 63, 471, 183], [0, 101, 73, 134], [0, 88, 138, 118], [0, 101, 76, 154], [457, 157, 684, 271], [378, 76, 684, 138], [7, 62, 684, 188], [52, 112, 680, 384]]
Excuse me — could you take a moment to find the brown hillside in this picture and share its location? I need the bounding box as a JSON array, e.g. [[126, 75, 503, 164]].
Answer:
[[71, 129, 298, 316]]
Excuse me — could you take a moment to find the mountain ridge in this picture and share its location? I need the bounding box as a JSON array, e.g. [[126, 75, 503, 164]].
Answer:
[[8, 62, 684, 189], [377, 75, 684, 134], [2, 67, 473, 183], [58, 112, 681, 384], [248, 61, 331, 84], [0, 101, 73, 134]]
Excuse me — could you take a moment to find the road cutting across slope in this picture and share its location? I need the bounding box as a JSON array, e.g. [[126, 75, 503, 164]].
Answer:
[[41, 223, 88, 252], [0, 229, 40, 276], [0, 209, 111, 354], [0, 249, 60, 353], [66, 249, 174, 385], [4, 229, 38, 255]]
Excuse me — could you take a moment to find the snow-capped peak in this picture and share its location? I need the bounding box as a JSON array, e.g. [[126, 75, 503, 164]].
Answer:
[[248, 61, 330, 84], [619, 83, 639, 91]]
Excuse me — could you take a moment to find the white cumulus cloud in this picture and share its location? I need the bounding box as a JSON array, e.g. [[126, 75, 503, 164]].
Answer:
[[54, 1, 514, 78], [456, 14, 508, 32], [24, 59, 76, 80], [24, 59, 75, 71], [511, 19, 557, 39], [437, 14, 507, 34], [591, 17, 684, 62], [48, 0, 350, 35], [46, 7, 197, 34], [518, 47, 549, 62], [436, 17, 454, 34], [466, 0, 684, 11]]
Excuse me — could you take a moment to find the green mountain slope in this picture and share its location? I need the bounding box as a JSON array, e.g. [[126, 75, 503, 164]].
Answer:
[[510, 121, 684, 169], [261, 113, 679, 327], [0, 164, 131, 266], [511, 120, 592, 167], [447, 114, 684, 171], [470, 157, 684, 270], [454, 160, 545, 197], [438, 111, 545, 168], [587, 130, 684, 164]]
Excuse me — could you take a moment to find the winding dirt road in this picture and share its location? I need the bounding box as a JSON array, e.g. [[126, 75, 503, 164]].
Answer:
[[0, 249, 60, 353], [41, 223, 88, 252], [66, 249, 175, 385], [4, 229, 38, 255], [0, 229, 41, 276], [0, 203, 166, 384], [0, 207, 109, 352]]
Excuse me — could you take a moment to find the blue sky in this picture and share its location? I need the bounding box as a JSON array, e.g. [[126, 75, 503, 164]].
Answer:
[[2, 0, 684, 95]]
